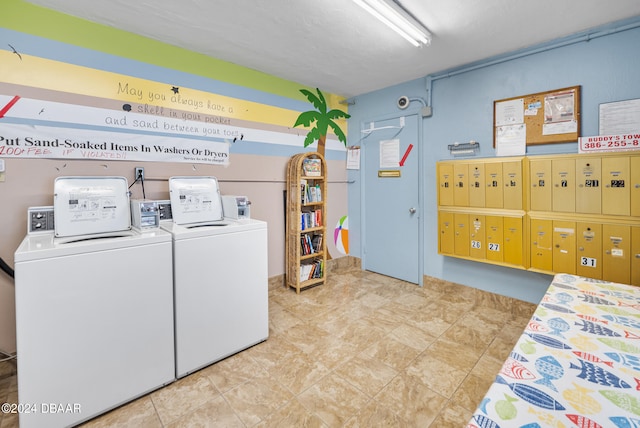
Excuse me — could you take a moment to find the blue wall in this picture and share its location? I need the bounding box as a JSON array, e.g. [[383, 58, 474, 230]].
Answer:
[[347, 18, 640, 303]]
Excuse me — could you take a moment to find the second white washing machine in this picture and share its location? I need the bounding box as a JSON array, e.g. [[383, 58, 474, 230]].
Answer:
[[162, 177, 268, 378]]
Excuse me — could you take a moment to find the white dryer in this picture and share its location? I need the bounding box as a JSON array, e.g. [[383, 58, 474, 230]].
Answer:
[[163, 177, 268, 378], [14, 177, 175, 428]]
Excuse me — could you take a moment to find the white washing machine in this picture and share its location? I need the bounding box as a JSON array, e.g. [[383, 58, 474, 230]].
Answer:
[[14, 177, 175, 428], [163, 177, 268, 378]]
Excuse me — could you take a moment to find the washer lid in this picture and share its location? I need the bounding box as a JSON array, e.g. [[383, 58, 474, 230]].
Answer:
[[53, 176, 131, 238], [169, 176, 223, 225]]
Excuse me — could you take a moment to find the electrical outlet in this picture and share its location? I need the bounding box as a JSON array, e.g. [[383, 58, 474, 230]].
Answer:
[[135, 167, 144, 181]]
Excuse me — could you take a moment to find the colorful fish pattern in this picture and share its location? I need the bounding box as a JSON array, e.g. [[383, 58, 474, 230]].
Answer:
[[579, 294, 615, 305], [603, 315, 640, 330], [547, 317, 570, 337], [610, 416, 640, 428], [501, 358, 536, 380], [566, 414, 603, 428], [541, 303, 576, 314], [534, 355, 563, 392], [606, 352, 640, 371], [495, 376, 566, 410], [525, 332, 572, 349], [575, 319, 622, 337], [469, 274, 640, 427], [570, 359, 632, 389]]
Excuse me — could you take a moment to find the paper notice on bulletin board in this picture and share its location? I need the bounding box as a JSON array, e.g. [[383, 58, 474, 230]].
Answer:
[[495, 124, 526, 156], [495, 98, 524, 126]]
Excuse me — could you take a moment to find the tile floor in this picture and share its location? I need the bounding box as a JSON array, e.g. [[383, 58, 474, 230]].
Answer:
[[0, 267, 536, 427]]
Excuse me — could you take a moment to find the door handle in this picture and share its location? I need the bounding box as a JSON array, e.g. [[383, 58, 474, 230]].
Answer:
[[409, 207, 416, 214]]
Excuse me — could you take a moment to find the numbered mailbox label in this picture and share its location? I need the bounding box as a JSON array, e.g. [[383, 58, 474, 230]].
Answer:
[[471, 240, 482, 249], [580, 257, 597, 267], [488, 243, 500, 252]]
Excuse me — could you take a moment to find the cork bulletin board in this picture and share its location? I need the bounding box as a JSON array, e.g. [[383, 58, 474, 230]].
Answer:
[[493, 86, 581, 149]]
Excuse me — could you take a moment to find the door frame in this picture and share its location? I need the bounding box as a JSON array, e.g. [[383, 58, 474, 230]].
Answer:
[[359, 110, 424, 285]]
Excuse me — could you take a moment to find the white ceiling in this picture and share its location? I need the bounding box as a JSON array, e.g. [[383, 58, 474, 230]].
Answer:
[[24, 0, 640, 98]]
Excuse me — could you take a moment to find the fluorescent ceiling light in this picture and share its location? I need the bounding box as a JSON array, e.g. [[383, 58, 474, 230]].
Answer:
[[352, 0, 431, 47]]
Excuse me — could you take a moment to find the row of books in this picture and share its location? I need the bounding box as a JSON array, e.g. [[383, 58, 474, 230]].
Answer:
[[301, 209, 322, 230], [299, 259, 324, 282], [300, 233, 323, 255], [300, 179, 322, 204]]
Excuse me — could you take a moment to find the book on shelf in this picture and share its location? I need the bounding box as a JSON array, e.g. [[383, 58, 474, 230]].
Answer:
[[300, 179, 307, 204], [311, 233, 323, 252], [300, 234, 317, 255], [301, 210, 322, 230], [299, 259, 324, 282], [302, 158, 321, 176]]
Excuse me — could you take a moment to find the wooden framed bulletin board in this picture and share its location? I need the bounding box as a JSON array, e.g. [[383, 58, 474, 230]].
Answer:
[[493, 86, 581, 148]]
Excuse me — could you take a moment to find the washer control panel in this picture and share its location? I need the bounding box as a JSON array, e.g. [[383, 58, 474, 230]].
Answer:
[[28, 206, 55, 233]]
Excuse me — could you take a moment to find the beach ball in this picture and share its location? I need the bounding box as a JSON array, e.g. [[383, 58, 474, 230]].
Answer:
[[334, 215, 349, 255]]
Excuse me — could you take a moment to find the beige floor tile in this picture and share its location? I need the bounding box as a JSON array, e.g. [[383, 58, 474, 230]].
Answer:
[[297, 372, 370, 426], [300, 335, 355, 370], [470, 352, 506, 383], [424, 338, 483, 373], [389, 321, 437, 351], [223, 369, 294, 426], [201, 350, 265, 393], [255, 397, 327, 428], [441, 321, 496, 354], [450, 373, 496, 413], [431, 402, 474, 427], [359, 334, 421, 371], [164, 395, 244, 428], [243, 333, 301, 370], [344, 398, 410, 427], [334, 355, 398, 398], [279, 322, 331, 354], [374, 372, 448, 426], [150, 372, 219, 425], [268, 350, 331, 395], [404, 350, 470, 398]]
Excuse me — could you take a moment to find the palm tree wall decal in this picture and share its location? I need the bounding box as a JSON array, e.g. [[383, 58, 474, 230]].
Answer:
[[293, 88, 350, 157]]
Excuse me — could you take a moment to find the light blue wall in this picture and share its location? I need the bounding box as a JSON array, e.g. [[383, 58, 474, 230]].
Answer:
[[347, 18, 640, 304]]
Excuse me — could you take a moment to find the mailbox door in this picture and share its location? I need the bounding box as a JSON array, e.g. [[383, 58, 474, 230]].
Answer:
[[503, 216, 523, 266], [469, 163, 486, 208], [454, 213, 470, 257], [453, 163, 469, 207], [602, 157, 630, 216], [553, 221, 576, 275], [530, 218, 553, 271], [576, 222, 602, 280], [529, 159, 552, 211], [602, 223, 631, 284], [503, 161, 523, 210], [438, 163, 454, 206], [485, 162, 504, 209], [439, 211, 454, 255], [575, 158, 602, 214], [469, 215, 486, 260], [552, 158, 576, 213], [485, 216, 504, 263]]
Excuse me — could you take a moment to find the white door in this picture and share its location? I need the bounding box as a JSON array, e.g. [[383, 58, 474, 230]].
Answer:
[[362, 113, 421, 284]]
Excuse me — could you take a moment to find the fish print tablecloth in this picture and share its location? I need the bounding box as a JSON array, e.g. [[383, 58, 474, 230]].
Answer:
[[468, 274, 640, 428]]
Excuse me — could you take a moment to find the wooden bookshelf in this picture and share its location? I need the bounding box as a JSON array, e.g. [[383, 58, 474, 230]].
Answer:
[[286, 152, 327, 293]]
